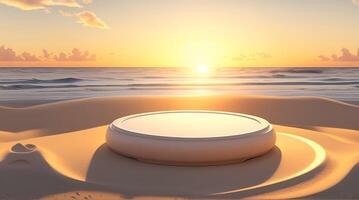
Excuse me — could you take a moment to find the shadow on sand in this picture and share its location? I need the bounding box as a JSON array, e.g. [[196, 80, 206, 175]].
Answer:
[[85, 144, 282, 197]]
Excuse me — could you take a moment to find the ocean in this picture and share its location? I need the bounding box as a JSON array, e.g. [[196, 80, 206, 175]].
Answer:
[[0, 67, 358, 104]]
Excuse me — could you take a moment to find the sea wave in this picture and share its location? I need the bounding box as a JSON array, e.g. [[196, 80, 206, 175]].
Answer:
[[271, 69, 323, 74], [320, 78, 359, 82], [0, 77, 84, 84], [139, 74, 303, 79], [0, 84, 78, 90], [124, 81, 359, 87], [2, 81, 359, 90]]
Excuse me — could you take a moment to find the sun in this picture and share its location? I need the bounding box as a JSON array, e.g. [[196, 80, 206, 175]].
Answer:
[[195, 64, 210, 74]]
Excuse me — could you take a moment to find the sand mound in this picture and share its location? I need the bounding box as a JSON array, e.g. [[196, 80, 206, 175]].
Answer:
[[0, 95, 358, 142]]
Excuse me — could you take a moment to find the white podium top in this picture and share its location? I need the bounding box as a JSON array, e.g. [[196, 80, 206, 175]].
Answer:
[[112, 111, 270, 139]]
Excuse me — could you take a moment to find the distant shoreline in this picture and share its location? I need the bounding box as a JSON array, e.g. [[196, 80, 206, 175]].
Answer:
[[1, 95, 359, 108]]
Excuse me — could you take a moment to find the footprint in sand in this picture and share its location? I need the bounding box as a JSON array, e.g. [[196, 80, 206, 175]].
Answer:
[[10, 143, 37, 153]]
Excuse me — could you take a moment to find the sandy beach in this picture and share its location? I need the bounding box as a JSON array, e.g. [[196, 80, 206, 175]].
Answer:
[[0, 95, 358, 199], [1, 0, 359, 198]]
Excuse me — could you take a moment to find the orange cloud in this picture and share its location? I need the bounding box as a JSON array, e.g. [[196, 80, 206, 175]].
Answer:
[[319, 48, 359, 62], [0, 46, 39, 61], [59, 9, 73, 17], [59, 10, 108, 29], [0, 0, 81, 10], [0, 45, 95, 62], [54, 48, 96, 61], [21, 52, 40, 61], [0, 46, 21, 61], [76, 11, 109, 29], [318, 55, 330, 61], [42, 49, 53, 60]]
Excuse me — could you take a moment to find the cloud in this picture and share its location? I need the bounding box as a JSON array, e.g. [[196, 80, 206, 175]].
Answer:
[[59, 10, 109, 29], [319, 48, 359, 62], [59, 9, 73, 17], [21, 52, 40, 61], [0, 45, 96, 62], [76, 11, 109, 29], [1, 0, 106, 30], [0, 46, 39, 61], [318, 55, 330, 61], [0, 0, 81, 10], [42, 49, 53, 60], [54, 48, 96, 61], [0, 46, 21, 61]]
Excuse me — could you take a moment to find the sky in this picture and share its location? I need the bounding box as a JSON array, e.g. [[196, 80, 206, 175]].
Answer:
[[0, 0, 359, 67]]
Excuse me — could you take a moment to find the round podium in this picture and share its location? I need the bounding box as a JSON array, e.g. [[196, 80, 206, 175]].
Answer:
[[106, 110, 276, 166]]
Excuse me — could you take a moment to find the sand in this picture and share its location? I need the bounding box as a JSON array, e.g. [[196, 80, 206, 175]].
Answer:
[[0, 95, 358, 199]]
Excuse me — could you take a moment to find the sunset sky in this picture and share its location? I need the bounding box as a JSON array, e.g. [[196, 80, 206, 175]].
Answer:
[[1, 0, 359, 67]]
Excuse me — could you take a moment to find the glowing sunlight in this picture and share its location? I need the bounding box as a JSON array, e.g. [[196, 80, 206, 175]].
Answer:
[[195, 64, 210, 75]]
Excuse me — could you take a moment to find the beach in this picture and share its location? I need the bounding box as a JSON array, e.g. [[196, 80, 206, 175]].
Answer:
[[2, 0, 359, 198], [0, 95, 358, 199]]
